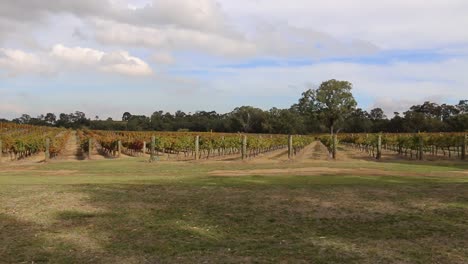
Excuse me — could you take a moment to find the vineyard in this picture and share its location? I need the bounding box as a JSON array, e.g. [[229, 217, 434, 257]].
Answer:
[[78, 130, 313, 161], [333, 133, 467, 160], [1, 123, 467, 162], [0, 123, 313, 162], [0, 123, 70, 161]]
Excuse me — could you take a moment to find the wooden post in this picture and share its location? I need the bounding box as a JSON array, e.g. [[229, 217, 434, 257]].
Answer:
[[288, 135, 293, 159], [88, 138, 93, 160], [0, 139, 3, 163], [332, 134, 337, 159], [117, 140, 122, 157], [418, 135, 424, 160], [45, 138, 50, 162], [376, 134, 382, 160], [462, 134, 466, 160], [142, 141, 147, 155], [195, 136, 200, 160], [150, 136, 156, 162], [242, 135, 247, 160]]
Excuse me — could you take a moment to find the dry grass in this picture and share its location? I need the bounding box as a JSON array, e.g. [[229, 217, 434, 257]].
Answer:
[[0, 144, 467, 263]]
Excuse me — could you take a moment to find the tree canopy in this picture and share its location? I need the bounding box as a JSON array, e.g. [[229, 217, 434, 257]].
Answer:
[[4, 80, 467, 134]]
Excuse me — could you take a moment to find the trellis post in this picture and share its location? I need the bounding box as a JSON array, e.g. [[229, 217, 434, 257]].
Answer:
[[376, 134, 382, 160], [88, 138, 93, 160], [242, 135, 247, 160], [462, 134, 467, 160], [45, 138, 50, 162], [288, 135, 293, 159], [418, 135, 424, 160], [150, 136, 156, 162], [332, 134, 337, 159], [195, 136, 200, 160]]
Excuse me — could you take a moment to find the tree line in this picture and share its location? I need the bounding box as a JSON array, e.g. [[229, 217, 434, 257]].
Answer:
[[2, 80, 467, 134]]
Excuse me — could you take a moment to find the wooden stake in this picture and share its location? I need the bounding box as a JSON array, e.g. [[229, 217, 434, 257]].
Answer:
[[242, 135, 247, 160], [462, 134, 466, 160], [288, 135, 293, 159], [195, 136, 200, 160], [88, 138, 93, 160], [418, 135, 424, 160], [117, 140, 122, 157], [150, 136, 156, 162], [332, 134, 337, 159], [45, 138, 50, 162], [376, 134, 382, 160]]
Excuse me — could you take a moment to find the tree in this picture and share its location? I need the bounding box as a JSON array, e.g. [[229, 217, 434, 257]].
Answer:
[[369, 108, 386, 120], [14, 114, 31, 124], [229, 106, 268, 133], [44, 113, 56, 125], [294, 89, 319, 115], [457, 100, 468, 114], [343, 108, 372, 133], [291, 89, 323, 133], [267, 108, 305, 134], [315, 79, 357, 134], [122, 112, 132, 122]]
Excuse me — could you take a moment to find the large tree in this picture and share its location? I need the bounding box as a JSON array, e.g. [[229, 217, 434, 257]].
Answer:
[[315, 79, 357, 134]]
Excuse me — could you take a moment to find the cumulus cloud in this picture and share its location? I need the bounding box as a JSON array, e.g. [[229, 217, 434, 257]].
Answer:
[[51, 44, 153, 76], [220, 0, 468, 50], [92, 19, 257, 58], [0, 48, 50, 75], [51, 44, 104, 65], [1, 0, 468, 116], [0, 0, 383, 60], [0, 0, 109, 21], [0, 45, 152, 77], [100, 51, 153, 76], [122, 0, 230, 33]]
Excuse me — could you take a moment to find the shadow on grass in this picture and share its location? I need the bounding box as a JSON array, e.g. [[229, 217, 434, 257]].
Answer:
[[0, 213, 99, 263], [384, 159, 468, 171], [35, 179, 468, 263]]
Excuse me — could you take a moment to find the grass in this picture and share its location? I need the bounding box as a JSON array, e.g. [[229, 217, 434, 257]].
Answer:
[[0, 158, 467, 263]]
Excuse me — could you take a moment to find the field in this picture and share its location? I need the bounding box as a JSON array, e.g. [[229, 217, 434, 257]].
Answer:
[[1, 143, 467, 263]]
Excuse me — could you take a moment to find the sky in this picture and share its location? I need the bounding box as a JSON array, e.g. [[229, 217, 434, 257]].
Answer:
[[0, 0, 467, 120]]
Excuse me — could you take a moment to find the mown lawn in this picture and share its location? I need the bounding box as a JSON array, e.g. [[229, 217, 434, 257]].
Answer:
[[0, 159, 467, 263]]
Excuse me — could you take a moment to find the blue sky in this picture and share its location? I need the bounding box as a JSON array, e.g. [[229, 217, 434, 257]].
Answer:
[[1, 0, 467, 119]]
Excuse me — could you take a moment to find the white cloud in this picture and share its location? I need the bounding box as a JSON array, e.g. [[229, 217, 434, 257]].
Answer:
[[100, 51, 153, 76], [0, 48, 50, 75], [1, 0, 468, 117], [51, 44, 153, 76], [123, 0, 229, 33], [0, 45, 152, 77], [51, 44, 104, 64], [1, 0, 380, 59], [92, 19, 257, 58], [219, 0, 468, 50]]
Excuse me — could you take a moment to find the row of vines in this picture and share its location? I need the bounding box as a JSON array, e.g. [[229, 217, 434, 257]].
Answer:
[[78, 130, 313, 160], [0, 123, 70, 161], [335, 133, 467, 160]]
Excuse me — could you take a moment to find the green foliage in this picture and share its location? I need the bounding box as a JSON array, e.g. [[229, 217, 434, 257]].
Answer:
[[315, 79, 357, 133]]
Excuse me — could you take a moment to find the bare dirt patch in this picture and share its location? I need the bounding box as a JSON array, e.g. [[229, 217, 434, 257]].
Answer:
[[210, 167, 430, 177]]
